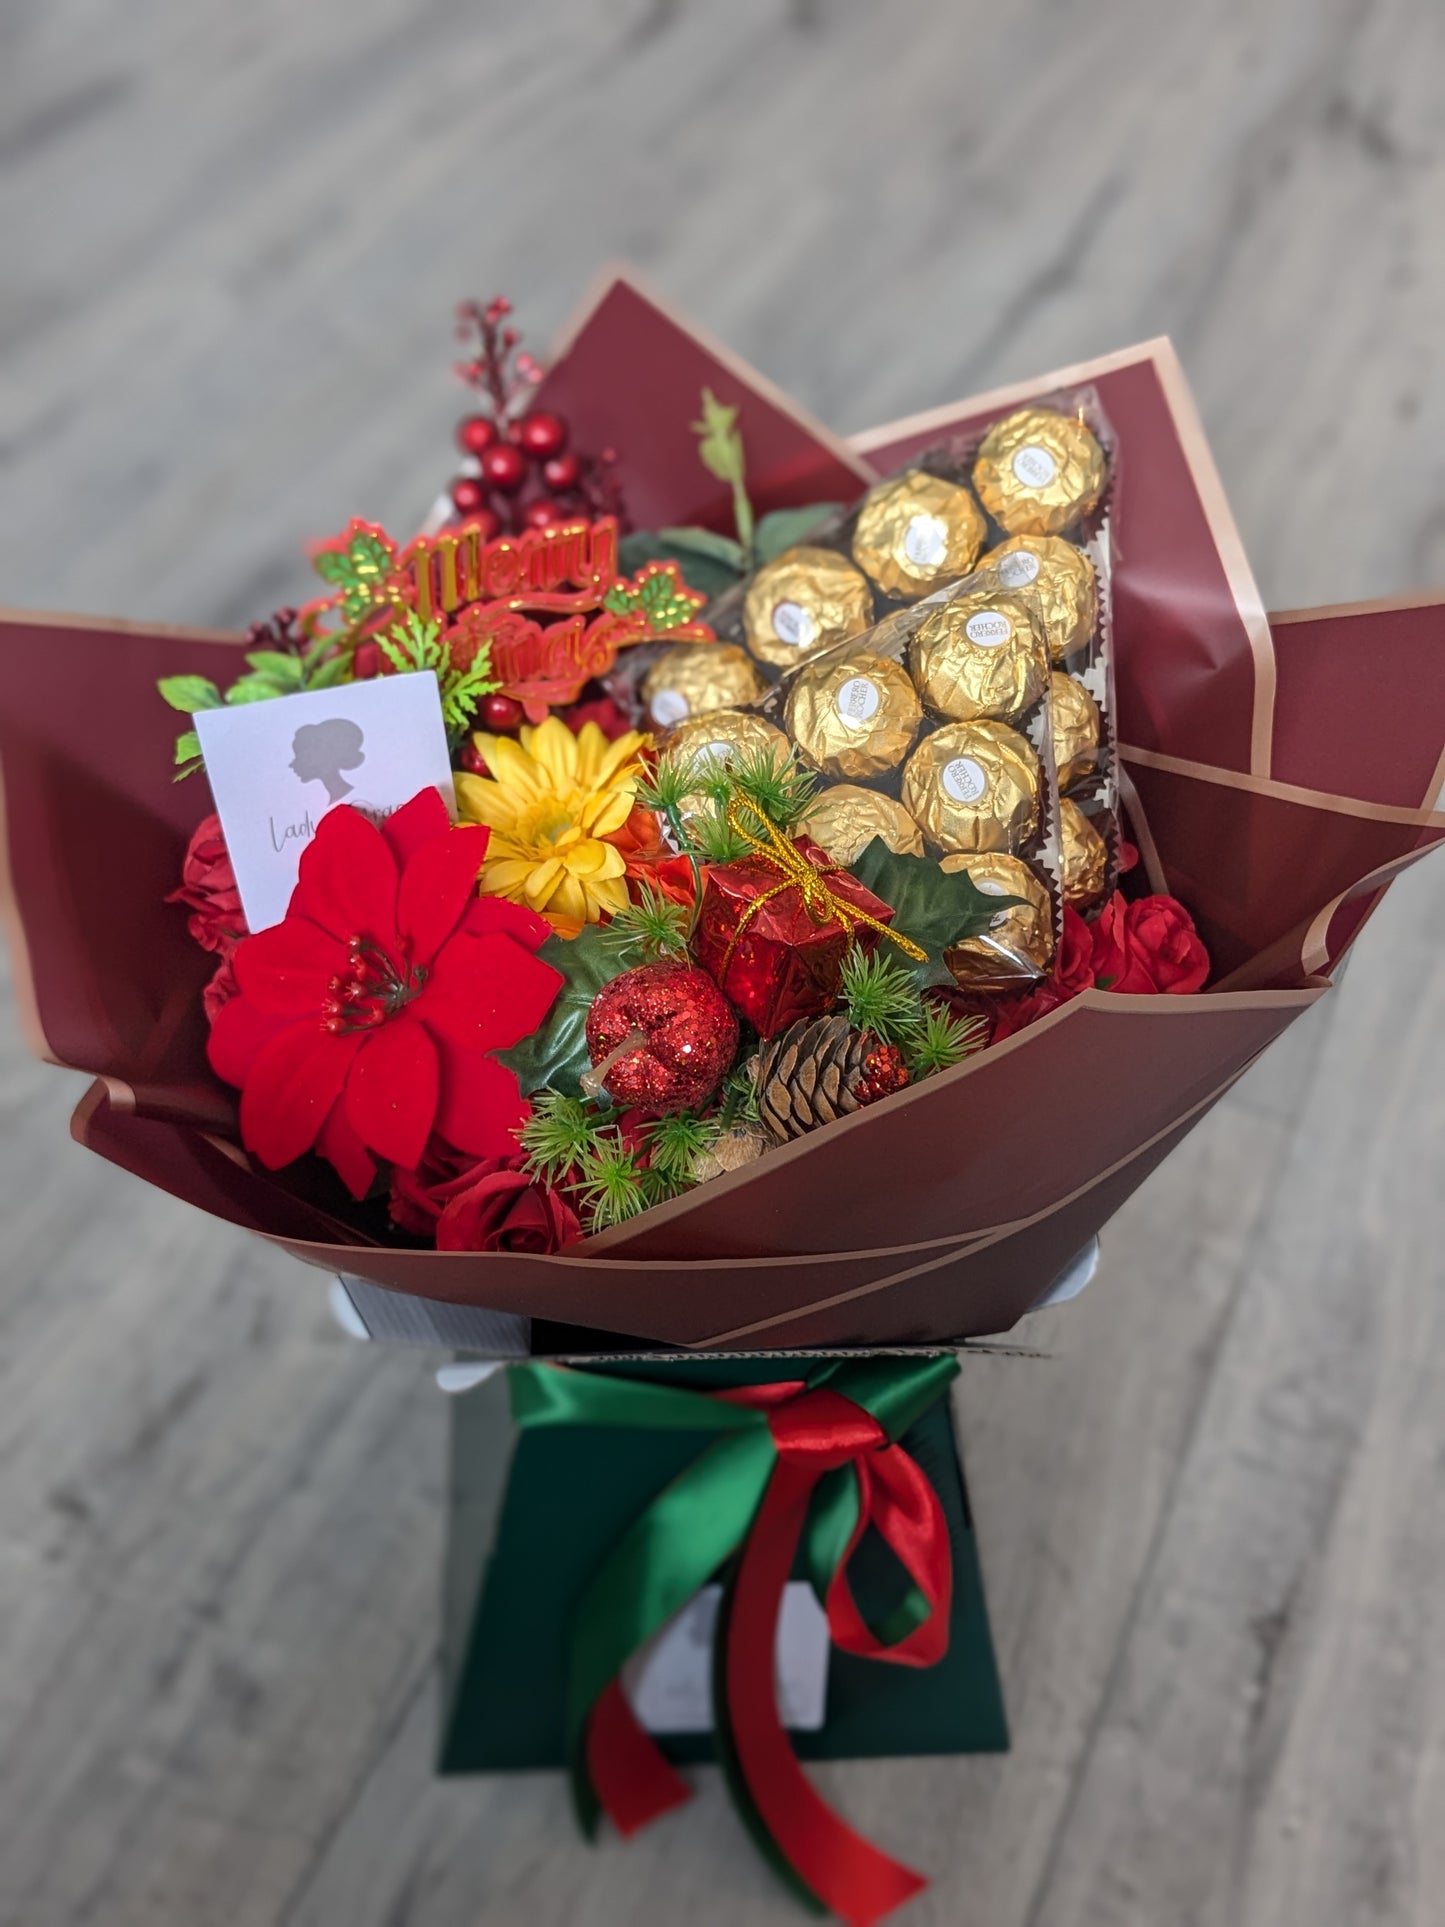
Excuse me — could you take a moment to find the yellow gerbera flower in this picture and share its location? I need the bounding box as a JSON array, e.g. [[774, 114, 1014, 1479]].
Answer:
[[457, 717, 649, 933]]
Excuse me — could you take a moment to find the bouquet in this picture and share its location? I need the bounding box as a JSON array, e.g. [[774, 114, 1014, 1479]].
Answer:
[[4, 274, 1443, 1925]]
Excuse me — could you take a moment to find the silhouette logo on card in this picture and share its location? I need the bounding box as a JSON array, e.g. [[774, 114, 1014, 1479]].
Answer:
[[290, 718, 366, 804]]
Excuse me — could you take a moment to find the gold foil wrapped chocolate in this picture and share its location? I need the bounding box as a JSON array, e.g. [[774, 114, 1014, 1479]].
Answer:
[[983, 534, 1096, 662], [901, 719, 1040, 853], [804, 785, 925, 866], [1059, 797, 1108, 908], [785, 650, 922, 780], [743, 547, 875, 666], [851, 471, 986, 600], [1049, 671, 1102, 790], [664, 710, 790, 815], [641, 643, 767, 730], [909, 587, 1050, 724], [973, 407, 1106, 537], [939, 852, 1056, 989]]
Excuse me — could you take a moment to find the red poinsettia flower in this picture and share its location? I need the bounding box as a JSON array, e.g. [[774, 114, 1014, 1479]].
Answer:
[[207, 788, 562, 1198]]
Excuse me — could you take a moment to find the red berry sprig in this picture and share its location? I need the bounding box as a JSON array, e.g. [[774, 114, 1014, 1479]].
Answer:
[[444, 295, 627, 539]]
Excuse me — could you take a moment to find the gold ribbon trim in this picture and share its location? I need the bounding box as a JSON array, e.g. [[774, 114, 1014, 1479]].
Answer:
[[716, 799, 927, 982]]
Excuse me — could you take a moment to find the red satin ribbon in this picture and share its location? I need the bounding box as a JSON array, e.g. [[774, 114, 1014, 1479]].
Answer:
[[587, 1381, 953, 1926]]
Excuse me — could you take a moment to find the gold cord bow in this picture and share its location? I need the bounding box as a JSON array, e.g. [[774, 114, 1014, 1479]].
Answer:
[[716, 799, 927, 981]]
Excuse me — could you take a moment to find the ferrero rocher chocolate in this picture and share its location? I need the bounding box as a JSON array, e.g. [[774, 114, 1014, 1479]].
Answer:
[[664, 709, 790, 813], [784, 651, 922, 780], [973, 407, 1107, 537], [641, 643, 767, 730], [939, 852, 1056, 989], [901, 719, 1040, 854], [743, 547, 874, 666], [804, 785, 925, 866], [1049, 670, 1101, 790], [851, 471, 986, 600], [1058, 797, 1109, 907], [909, 587, 1050, 724], [983, 533, 1096, 662]]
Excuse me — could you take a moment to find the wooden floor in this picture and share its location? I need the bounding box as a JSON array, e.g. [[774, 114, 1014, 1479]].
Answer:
[[2, 2, 1443, 1922]]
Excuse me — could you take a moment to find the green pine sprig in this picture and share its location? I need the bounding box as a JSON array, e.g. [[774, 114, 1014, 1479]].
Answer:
[[378, 610, 500, 747], [717, 1056, 762, 1129], [908, 1003, 988, 1078], [692, 387, 755, 568], [602, 883, 693, 963], [702, 743, 818, 838], [644, 1111, 720, 1190], [571, 1129, 669, 1232], [517, 1091, 616, 1187], [840, 948, 927, 1051]]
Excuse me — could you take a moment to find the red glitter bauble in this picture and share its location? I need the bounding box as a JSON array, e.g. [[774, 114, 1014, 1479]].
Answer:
[[459, 505, 502, 542], [516, 410, 568, 459], [450, 475, 487, 515], [542, 451, 582, 494], [522, 497, 565, 530], [585, 961, 738, 1111], [853, 1038, 911, 1106], [457, 415, 498, 457], [480, 693, 525, 732], [480, 442, 528, 493]]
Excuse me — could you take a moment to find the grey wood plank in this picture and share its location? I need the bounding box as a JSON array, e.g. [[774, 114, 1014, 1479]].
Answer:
[[0, 0, 1441, 1923]]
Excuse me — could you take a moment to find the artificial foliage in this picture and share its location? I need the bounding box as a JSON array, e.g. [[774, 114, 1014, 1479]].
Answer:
[[377, 611, 500, 746]]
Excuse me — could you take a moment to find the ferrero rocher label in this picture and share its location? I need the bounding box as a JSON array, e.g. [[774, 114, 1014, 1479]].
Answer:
[[939, 851, 1056, 989], [1059, 796, 1109, 907], [784, 650, 922, 780], [642, 643, 767, 730], [973, 407, 1107, 537], [983, 533, 1096, 662], [743, 547, 875, 666], [901, 719, 1040, 853], [909, 587, 1050, 724], [804, 785, 924, 866], [1049, 670, 1101, 790], [851, 471, 987, 600]]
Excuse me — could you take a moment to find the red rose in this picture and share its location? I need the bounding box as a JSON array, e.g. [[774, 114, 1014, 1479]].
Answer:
[[202, 951, 241, 1026], [561, 694, 634, 741], [436, 1165, 581, 1254], [170, 814, 247, 956], [389, 1139, 517, 1237], [989, 906, 1095, 1042], [1091, 892, 1209, 994]]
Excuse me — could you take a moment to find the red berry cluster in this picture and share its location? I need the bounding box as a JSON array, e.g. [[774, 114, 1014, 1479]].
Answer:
[[854, 1039, 912, 1106], [447, 296, 625, 539]]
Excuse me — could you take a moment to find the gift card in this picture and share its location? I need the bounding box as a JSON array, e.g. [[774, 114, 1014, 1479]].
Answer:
[[195, 672, 456, 933], [622, 1581, 829, 1734]]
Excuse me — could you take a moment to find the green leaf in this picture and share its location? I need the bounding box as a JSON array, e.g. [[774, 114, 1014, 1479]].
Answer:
[[618, 529, 745, 603], [243, 649, 305, 685], [224, 677, 287, 705], [849, 837, 1027, 983], [754, 504, 842, 563], [306, 653, 351, 690], [495, 923, 627, 1097], [157, 675, 223, 714], [691, 388, 755, 563]]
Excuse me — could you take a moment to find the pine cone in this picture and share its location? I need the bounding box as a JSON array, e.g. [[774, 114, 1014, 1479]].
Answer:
[[757, 1014, 909, 1143]]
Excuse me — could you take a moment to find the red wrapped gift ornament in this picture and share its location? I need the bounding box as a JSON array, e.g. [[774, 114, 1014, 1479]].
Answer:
[[693, 804, 925, 1038]]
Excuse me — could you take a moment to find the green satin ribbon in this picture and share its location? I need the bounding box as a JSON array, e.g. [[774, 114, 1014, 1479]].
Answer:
[[506, 1353, 960, 1835]]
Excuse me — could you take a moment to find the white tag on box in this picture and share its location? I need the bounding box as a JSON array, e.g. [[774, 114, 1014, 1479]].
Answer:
[[622, 1582, 830, 1734], [195, 672, 456, 933]]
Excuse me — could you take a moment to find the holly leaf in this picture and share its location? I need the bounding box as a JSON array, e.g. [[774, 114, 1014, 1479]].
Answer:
[[495, 923, 627, 1098], [849, 837, 1026, 986], [618, 528, 745, 603], [311, 522, 397, 624], [755, 503, 843, 563], [157, 675, 223, 714]]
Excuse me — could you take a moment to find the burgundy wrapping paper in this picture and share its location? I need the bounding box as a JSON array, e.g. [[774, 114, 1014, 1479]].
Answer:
[[3, 283, 1443, 1348]]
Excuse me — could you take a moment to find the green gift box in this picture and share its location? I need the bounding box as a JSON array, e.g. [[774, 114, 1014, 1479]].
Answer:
[[438, 1356, 1008, 1776]]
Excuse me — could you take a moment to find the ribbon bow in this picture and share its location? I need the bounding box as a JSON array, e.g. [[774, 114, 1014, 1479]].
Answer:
[[718, 799, 927, 981], [508, 1354, 959, 1927]]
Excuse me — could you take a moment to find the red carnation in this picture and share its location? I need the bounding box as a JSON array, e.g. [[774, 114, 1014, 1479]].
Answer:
[[207, 788, 563, 1198], [1090, 892, 1209, 994], [170, 813, 248, 956]]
